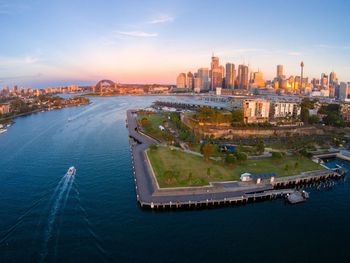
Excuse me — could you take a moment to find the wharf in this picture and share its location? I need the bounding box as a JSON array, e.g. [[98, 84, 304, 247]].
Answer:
[[126, 109, 345, 210]]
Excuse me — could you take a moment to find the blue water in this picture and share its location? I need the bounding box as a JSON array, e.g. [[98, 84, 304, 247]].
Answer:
[[1, 96, 350, 263]]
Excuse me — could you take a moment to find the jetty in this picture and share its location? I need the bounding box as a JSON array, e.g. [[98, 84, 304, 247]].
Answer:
[[126, 109, 346, 210]]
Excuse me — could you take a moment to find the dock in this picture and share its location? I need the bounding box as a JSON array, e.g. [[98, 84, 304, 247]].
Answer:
[[126, 109, 346, 210]]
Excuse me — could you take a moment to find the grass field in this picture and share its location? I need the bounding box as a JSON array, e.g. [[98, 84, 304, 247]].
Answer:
[[138, 112, 172, 142], [147, 146, 324, 188]]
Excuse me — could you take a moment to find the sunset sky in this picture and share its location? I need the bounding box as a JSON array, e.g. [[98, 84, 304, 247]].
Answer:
[[1, 0, 350, 88]]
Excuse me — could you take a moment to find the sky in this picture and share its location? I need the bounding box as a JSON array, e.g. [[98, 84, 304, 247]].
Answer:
[[0, 0, 350, 88]]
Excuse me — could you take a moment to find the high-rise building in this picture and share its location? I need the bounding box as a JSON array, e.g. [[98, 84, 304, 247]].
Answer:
[[194, 77, 202, 93], [176, 73, 187, 89], [329, 71, 338, 85], [237, 64, 249, 89], [300, 61, 304, 90], [321, 73, 329, 89], [339, 82, 350, 102], [186, 72, 194, 90], [211, 66, 224, 90], [277, 65, 283, 78], [225, 63, 236, 89], [210, 55, 223, 90], [198, 68, 210, 91], [211, 55, 219, 70], [251, 71, 265, 88]]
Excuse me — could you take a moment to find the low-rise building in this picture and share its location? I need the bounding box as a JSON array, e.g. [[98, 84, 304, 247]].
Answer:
[[270, 102, 301, 119], [243, 99, 270, 123], [0, 103, 10, 115]]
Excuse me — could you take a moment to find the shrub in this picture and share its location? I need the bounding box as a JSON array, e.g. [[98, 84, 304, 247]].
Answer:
[[225, 154, 237, 164], [149, 144, 158, 151], [272, 152, 284, 159], [235, 152, 248, 161]]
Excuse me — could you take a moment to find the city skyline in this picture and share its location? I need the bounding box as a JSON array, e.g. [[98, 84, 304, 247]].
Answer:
[[1, 0, 350, 88]]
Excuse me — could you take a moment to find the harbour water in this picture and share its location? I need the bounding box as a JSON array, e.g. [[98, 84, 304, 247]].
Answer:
[[1, 96, 350, 263]]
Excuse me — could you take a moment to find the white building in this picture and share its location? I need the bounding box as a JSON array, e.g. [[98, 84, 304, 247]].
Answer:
[[271, 102, 301, 119], [243, 99, 270, 123]]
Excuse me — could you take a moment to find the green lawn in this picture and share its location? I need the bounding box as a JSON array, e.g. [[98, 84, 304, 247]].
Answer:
[[147, 146, 324, 188], [138, 112, 172, 142]]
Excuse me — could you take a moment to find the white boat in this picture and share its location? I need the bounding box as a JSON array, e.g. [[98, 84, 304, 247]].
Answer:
[[0, 129, 7, 134], [66, 166, 76, 176]]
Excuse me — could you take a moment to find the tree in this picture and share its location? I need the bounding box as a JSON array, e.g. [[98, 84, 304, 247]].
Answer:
[[323, 112, 346, 127], [225, 154, 237, 164], [308, 115, 320, 124], [300, 98, 316, 123], [202, 144, 215, 161], [256, 140, 265, 154], [140, 117, 149, 127], [207, 167, 211, 176], [285, 164, 289, 171], [232, 109, 244, 124], [235, 152, 248, 161], [272, 152, 283, 159]]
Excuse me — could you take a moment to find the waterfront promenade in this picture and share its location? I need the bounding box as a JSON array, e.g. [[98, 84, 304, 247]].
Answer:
[[126, 109, 342, 209]]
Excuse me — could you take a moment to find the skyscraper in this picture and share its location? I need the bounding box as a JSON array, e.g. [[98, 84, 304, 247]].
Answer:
[[211, 55, 219, 70], [277, 65, 283, 78], [251, 71, 265, 88], [225, 63, 236, 89], [321, 73, 329, 89], [237, 64, 249, 89], [210, 55, 223, 90], [329, 71, 337, 85], [300, 61, 304, 90], [198, 68, 210, 91], [187, 72, 194, 90], [176, 73, 186, 89], [339, 82, 350, 102]]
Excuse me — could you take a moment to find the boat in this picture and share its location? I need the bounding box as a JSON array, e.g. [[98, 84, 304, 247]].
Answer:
[[66, 166, 76, 176], [0, 129, 7, 134]]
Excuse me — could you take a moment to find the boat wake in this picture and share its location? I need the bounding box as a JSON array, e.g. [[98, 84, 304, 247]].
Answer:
[[38, 172, 75, 263]]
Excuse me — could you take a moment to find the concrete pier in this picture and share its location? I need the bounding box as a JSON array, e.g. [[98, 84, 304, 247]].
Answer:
[[127, 109, 346, 210]]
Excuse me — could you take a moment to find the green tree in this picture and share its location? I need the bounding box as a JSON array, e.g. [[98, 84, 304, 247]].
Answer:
[[231, 109, 244, 124], [225, 154, 237, 164], [207, 167, 211, 176], [235, 152, 248, 161], [272, 152, 283, 159], [300, 98, 316, 123], [256, 140, 265, 154], [308, 115, 320, 124], [202, 144, 215, 161]]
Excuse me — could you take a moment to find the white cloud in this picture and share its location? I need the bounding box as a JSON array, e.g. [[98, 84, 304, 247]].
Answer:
[[116, 31, 158, 38], [148, 15, 174, 24], [0, 54, 40, 66], [288, 51, 301, 56], [316, 44, 350, 50]]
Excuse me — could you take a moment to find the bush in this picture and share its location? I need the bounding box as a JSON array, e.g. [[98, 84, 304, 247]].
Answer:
[[299, 148, 312, 158], [272, 152, 284, 159], [225, 154, 237, 164], [235, 152, 248, 161], [149, 144, 158, 151]]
